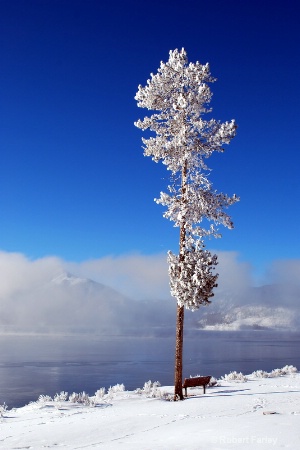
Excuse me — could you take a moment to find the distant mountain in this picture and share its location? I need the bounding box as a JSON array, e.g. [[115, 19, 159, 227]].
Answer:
[[196, 305, 295, 331], [0, 273, 298, 334], [51, 272, 91, 286], [190, 284, 300, 331], [0, 271, 174, 335]]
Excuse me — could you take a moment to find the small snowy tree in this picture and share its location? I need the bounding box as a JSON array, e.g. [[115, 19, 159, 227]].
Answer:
[[135, 48, 238, 400]]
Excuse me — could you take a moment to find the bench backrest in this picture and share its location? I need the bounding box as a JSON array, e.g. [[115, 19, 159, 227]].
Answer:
[[182, 376, 211, 388]]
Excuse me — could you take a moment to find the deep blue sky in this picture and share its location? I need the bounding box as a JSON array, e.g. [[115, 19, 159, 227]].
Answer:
[[0, 0, 299, 279]]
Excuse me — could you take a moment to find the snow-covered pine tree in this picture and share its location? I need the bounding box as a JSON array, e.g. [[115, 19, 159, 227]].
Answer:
[[135, 48, 238, 400]]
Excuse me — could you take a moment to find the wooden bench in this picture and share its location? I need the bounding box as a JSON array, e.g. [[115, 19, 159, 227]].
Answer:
[[182, 376, 212, 397]]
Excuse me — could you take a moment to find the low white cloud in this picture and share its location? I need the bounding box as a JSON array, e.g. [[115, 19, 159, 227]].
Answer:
[[0, 251, 64, 298], [264, 259, 300, 286], [213, 251, 253, 293], [0, 249, 299, 334], [67, 251, 254, 301], [67, 253, 171, 301], [0, 250, 254, 303]]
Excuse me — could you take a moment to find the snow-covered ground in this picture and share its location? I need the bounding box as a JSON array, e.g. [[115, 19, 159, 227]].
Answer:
[[1, 366, 299, 449]]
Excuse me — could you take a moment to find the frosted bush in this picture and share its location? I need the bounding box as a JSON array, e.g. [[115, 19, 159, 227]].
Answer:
[[250, 365, 298, 379], [135, 381, 161, 398], [76, 392, 90, 405], [108, 383, 125, 394], [69, 391, 90, 406], [209, 376, 218, 386], [0, 403, 7, 417], [70, 388, 106, 408], [67, 384, 125, 405], [89, 388, 105, 407], [159, 392, 180, 402], [54, 391, 68, 402], [250, 370, 269, 378], [269, 365, 298, 377], [135, 381, 176, 401], [68, 392, 77, 403], [222, 371, 248, 382], [94, 387, 106, 400], [37, 394, 53, 403], [26, 382, 128, 409], [106, 384, 125, 400]]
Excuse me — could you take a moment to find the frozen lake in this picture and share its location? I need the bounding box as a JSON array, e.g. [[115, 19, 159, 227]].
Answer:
[[1, 331, 299, 408]]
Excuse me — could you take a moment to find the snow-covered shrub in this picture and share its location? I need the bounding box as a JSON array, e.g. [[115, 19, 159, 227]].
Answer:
[[90, 388, 105, 406], [135, 381, 161, 398], [68, 392, 79, 403], [69, 391, 90, 406], [250, 365, 298, 379], [159, 392, 182, 402], [108, 383, 125, 394], [76, 392, 90, 405], [79, 388, 106, 408], [208, 376, 219, 386], [105, 383, 125, 400], [222, 371, 248, 382], [68, 384, 125, 405], [250, 370, 269, 378], [36, 394, 53, 403], [269, 365, 298, 377], [224, 365, 298, 382], [94, 387, 106, 400], [135, 381, 177, 401], [54, 391, 68, 402], [0, 403, 7, 417]]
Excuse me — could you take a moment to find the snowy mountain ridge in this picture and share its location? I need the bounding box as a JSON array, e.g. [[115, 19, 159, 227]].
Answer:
[[192, 284, 300, 331], [51, 272, 90, 286], [197, 305, 295, 331], [0, 272, 299, 334]]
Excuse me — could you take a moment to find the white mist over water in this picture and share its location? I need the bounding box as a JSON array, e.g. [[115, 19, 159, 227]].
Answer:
[[0, 250, 300, 335]]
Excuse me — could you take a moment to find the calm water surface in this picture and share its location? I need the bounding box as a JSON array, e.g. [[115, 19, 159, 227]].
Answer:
[[0, 331, 299, 408]]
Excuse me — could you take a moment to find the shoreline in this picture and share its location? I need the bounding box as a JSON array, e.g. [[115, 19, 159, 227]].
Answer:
[[1, 366, 299, 449]]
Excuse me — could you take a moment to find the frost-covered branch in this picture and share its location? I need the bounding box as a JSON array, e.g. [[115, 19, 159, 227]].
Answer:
[[168, 245, 218, 310]]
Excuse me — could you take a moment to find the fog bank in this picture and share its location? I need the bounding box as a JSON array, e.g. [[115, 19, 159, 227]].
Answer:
[[0, 250, 299, 334]]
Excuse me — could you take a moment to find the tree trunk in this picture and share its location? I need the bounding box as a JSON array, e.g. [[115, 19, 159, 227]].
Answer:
[[174, 159, 188, 400], [174, 303, 185, 399]]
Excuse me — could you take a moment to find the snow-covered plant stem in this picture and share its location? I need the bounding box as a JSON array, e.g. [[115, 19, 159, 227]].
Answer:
[[135, 49, 238, 400]]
